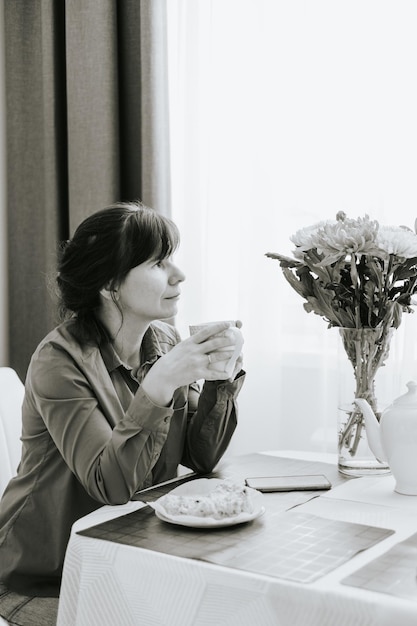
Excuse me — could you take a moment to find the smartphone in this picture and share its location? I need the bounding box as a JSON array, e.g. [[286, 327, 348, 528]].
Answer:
[[245, 474, 332, 492]]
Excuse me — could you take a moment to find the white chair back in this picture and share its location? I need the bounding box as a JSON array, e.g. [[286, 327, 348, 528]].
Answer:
[[0, 367, 24, 497]]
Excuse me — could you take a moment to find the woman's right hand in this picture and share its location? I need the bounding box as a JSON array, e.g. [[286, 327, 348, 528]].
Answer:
[[141, 321, 241, 406]]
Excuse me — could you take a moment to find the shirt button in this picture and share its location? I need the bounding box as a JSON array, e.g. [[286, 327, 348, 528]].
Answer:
[[164, 416, 170, 423]]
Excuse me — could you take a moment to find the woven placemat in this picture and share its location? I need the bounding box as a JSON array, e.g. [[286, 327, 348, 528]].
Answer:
[[77, 454, 392, 583]]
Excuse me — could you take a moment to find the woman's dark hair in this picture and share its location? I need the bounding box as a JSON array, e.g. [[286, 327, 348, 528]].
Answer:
[[56, 200, 180, 344]]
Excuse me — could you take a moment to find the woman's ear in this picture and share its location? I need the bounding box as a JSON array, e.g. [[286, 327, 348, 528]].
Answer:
[[99, 286, 118, 301]]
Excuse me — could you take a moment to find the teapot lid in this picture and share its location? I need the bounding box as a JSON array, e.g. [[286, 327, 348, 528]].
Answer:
[[393, 381, 417, 407]]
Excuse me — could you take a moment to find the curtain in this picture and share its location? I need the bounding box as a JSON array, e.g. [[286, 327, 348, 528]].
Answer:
[[167, 0, 417, 457], [4, 0, 171, 380]]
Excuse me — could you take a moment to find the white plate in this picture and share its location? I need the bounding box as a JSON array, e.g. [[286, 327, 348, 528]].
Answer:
[[149, 478, 265, 528]]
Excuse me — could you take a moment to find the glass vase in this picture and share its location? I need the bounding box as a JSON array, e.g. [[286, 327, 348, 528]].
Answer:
[[337, 327, 393, 477]]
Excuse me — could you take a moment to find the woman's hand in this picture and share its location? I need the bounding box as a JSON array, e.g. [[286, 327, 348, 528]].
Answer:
[[141, 321, 243, 406], [226, 353, 244, 382]]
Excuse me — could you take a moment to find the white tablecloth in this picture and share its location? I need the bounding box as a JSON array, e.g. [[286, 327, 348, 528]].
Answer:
[[57, 452, 417, 626]]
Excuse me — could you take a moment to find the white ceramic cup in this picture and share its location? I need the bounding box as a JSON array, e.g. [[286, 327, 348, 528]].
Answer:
[[189, 321, 244, 376]]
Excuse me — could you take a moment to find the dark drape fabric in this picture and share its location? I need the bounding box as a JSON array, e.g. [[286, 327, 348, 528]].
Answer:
[[4, 0, 171, 380]]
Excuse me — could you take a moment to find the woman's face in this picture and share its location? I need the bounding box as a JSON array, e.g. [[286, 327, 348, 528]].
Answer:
[[116, 256, 185, 324]]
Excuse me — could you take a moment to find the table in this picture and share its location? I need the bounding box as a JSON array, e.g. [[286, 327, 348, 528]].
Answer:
[[57, 451, 417, 626]]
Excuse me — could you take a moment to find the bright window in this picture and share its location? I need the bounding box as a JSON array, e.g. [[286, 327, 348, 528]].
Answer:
[[167, 0, 417, 456]]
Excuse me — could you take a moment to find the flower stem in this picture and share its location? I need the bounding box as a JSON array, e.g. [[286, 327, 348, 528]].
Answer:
[[338, 325, 392, 459]]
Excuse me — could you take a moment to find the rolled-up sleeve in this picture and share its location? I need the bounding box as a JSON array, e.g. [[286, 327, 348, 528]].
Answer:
[[181, 371, 246, 474]]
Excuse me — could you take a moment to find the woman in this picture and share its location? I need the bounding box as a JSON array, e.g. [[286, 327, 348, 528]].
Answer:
[[0, 201, 245, 624]]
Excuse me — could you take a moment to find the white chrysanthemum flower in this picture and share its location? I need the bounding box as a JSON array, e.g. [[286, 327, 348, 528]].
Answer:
[[292, 214, 383, 264], [377, 226, 417, 258], [291, 221, 331, 259]]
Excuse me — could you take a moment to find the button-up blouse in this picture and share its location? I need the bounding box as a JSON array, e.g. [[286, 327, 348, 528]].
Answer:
[[0, 319, 245, 596]]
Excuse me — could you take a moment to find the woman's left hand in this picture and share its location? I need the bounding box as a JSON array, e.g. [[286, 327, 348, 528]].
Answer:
[[226, 353, 243, 381], [207, 325, 244, 381]]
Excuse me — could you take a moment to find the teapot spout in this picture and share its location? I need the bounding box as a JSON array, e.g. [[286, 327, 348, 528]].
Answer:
[[354, 399, 388, 464]]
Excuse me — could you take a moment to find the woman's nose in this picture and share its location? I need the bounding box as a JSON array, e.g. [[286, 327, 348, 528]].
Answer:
[[169, 265, 186, 284]]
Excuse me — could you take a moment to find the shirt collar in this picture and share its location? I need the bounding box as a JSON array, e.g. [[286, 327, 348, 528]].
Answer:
[[100, 324, 163, 374]]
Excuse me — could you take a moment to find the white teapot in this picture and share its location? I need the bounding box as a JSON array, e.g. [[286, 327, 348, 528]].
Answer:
[[355, 381, 417, 495]]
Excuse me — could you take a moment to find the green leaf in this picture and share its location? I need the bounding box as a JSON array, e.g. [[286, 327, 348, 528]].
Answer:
[[265, 252, 303, 268]]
